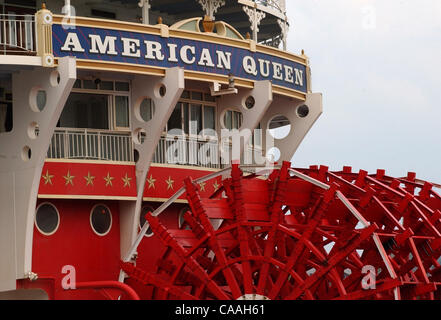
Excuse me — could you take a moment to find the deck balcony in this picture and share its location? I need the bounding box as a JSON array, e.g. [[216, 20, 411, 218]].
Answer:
[[0, 14, 36, 56], [46, 128, 263, 169]]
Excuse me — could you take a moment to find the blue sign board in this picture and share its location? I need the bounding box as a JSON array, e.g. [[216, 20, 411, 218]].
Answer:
[[52, 24, 307, 93]]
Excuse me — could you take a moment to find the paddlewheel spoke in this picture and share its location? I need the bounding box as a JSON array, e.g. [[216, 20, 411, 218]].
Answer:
[[122, 163, 441, 300]]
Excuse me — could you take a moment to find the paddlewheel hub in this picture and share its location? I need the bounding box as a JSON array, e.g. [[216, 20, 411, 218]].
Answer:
[[121, 162, 441, 300]]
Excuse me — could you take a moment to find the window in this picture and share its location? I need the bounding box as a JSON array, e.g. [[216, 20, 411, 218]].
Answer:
[[73, 79, 81, 88], [100, 81, 114, 91], [224, 110, 242, 130], [90, 204, 112, 236], [168, 103, 182, 132], [191, 91, 203, 101], [139, 206, 154, 237], [165, 91, 216, 137], [224, 110, 232, 130], [0, 103, 8, 133], [183, 103, 189, 135], [140, 98, 155, 123], [115, 96, 129, 128], [60, 93, 109, 129], [181, 90, 190, 99], [254, 123, 262, 147], [204, 106, 215, 131], [204, 93, 216, 102], [58, 80, 131, 132], [35, 203, 60, 236], [190, 104, 202, 135], [115, 81, 130, 92], [83, 79, 98, 90]]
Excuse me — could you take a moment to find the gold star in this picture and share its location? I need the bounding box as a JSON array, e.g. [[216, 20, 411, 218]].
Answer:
[[104, 172, 114, 187], [42, 170, 54, 185], [147, 174, 156, 189], [213, 181, 220, 192], [63, 170, 75, 186], [122, 173, 132, 188], [199, 181, 206, 192], [165, 176, 174, 190], [84, 172, 95, 186]]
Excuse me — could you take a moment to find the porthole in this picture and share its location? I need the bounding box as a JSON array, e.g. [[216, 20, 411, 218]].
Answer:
[[36, 90, 47, 111], [135, 97, 155, 122], [268, 115, 291, 140], [29, 87, 47, 112], [35, 202, 60, 236], [221, 109, 243, 130], [132, 127, 146, 145], [28, 122, 39, 140], [21, 146, 32, 161], [296, 104, 309, 118], [139, 206, 154, 237], [243, 96, 255, 110], [266, 147, 281, 162], [158, 84, 166, 97], [90, 204, 112, 236]]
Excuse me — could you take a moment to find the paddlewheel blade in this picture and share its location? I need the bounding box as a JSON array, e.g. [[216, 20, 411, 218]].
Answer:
[[122, 162, 441, 300]]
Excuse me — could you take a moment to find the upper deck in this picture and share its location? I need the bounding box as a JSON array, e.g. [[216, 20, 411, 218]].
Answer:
[[0, 2, 319, 171], [0, 0, 309, 100]]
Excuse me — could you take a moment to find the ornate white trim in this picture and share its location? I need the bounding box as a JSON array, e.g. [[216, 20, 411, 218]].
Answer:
[[138, 0, 151, 24], [198, 0, 226, 19], [243, 5, 266, 41], [277, 18, 289, 50]]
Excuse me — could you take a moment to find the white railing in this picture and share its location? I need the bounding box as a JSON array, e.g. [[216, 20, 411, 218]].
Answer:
[[47, 129, 263, 169], [0, 14, 36, 54], [48, 129, 134, 162], [259, 34, 282, 49], [153, 135, 223, 169]]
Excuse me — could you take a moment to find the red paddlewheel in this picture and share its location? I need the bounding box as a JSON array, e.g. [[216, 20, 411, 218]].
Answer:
[[121, 162, 441, 300]]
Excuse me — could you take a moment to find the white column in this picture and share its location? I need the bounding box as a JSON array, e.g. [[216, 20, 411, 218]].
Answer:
[[260, 93, 323, 162], [278, 18, 289, 51], [119, 67, 184, 266], [0, 57, 76, 291], [64, 0, 71, 15], [217, 81, 273, 165], [138, 0, 151, 25], [243, 5, 266, 42]]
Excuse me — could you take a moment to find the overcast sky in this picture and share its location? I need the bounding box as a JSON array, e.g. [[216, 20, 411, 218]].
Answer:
[[284, 0, 441, 185]]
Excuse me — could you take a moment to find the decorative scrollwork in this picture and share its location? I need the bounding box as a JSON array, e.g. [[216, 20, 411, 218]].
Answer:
[[198, 0, 226, 19], [243, 5, 266, 33], [277, 18, 289, 49]]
